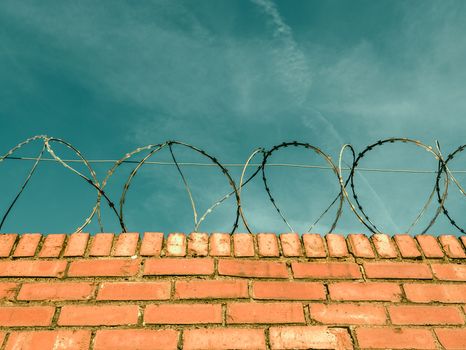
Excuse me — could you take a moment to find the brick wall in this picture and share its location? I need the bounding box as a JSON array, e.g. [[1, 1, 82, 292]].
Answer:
[[0, 232, 465, 349]]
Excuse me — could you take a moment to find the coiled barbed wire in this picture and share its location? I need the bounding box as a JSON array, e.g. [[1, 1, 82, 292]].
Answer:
[[1, 135, 465, 234]]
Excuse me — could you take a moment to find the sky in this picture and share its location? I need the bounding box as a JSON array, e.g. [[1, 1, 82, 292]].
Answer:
[[1, 0, 466, 236]]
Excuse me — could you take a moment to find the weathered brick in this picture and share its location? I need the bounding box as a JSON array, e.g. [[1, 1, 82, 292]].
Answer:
[[63, 233, 89, 257], [140, 232, 163, 256], [38, 234, 65, 258], [5, 330, 91, 350], [89, 233, 113, 256], [0, 260, 66, 277], [113, 232, 139, 256], [97, 282, 170, 300], [372, 233, 398, 258], [348, 233, 375, 258], [18, 282, 94, 301], [68, 259, 140, 277], [302, 233, 326, 257], [389, 305, 463, 325], [94, 329, 178, 350], [292, 262, 361, 279], [0, 282, 18, 300], [356, 327, 436, 349], [165, 232, 186, 256], [144, 258, 213, 275], [280, 233, 302, 256], [431, 264, 466, 281], [227, 302, 304, 324], [404, 283, 466, 303], [252, 281, 325, 300], [269, 326, 353, 350], [439, 235, 466, 258], [13, 233, 41, 257], [0, 233, 17, 257], [218, 259, 288, 278], [145, 304, 222, 324], [416, 235, 444, 258], [257, 233, 279, 257], [210, 233, 231, 256], [187, 232, 208, 256], [395, 234, 422, 258], [309, 303, 386, 325], [233, 233, 254, 257], [363, 262, 432, 279], [175, 279, 248, 299], [0, 306, 54, 326], [183, 328, 266, 350], [435, 328, 466, 350], [58, 305, 138, 326], [329, 282, 402, 301], [326, 233, 349, 257]]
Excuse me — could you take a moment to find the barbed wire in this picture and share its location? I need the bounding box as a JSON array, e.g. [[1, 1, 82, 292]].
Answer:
[[1, 135, 465, 234]]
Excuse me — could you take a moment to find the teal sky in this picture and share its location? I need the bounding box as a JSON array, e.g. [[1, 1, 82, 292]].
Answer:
[[1, 0, 466, 236]]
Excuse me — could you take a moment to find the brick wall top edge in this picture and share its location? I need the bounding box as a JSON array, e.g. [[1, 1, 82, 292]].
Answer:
[[0, 232, 464, 259]]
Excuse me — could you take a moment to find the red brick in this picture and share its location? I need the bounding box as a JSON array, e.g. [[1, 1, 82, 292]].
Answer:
[[144, 258, 213, 275], [257, 233, 279, 257], [329, 282, 402, 301], [310, 303, 386, 325], [175, 279, 248, 299], [269, 326, 353, 350], [89, 233, 114, 256], [187, 232, 208, 256], [431, 263, 466, 281], [326, 233, 349, 257], [68, 259, 140, 277], [372, 233, 398, 258], [13, 233, 41, 257], [233, 233, 254, 257], [389, 305, 463, 325], [145, 304, 222, 324], [0, 233, 17, 257], [356, 327, 436, 349], [0, 282, 18, 300], [227, 302, 304, 324], [292, 262, 361, 279], [210, 233, 231, 256], [6, 330, 91, 350], [183, 328, 266, 350], [0, 332, 4, 348], [461, 236, 466, 249], [0, 306, 54, 326], [94, 329, 178, 350], [348, 233, 375, 258], [218, 259, 288, 278], [113, 232, 139, 256], [63, 233, 89, 257], [0, 260, 66, 277], [253, 281, 325, 300], [165, 232, 186, 256], [303, 233, 326, 257], [439, 235, 466, 258], [404, 283, 466, 303], [280, 233, 302, 256], [58, 305, 138, 326], [97, 282, 170, 300], [395, 234, 422, 258], [435, 328, 466, 350], [140, 232, 163, 256], [18, 282, 94, 301], [363, 262, 432, 279], [38, 234, 65, 257], [416, 235, 444, 258]]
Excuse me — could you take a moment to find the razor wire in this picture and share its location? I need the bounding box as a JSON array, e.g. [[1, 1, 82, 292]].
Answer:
[[1, 135, 465, 234]]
